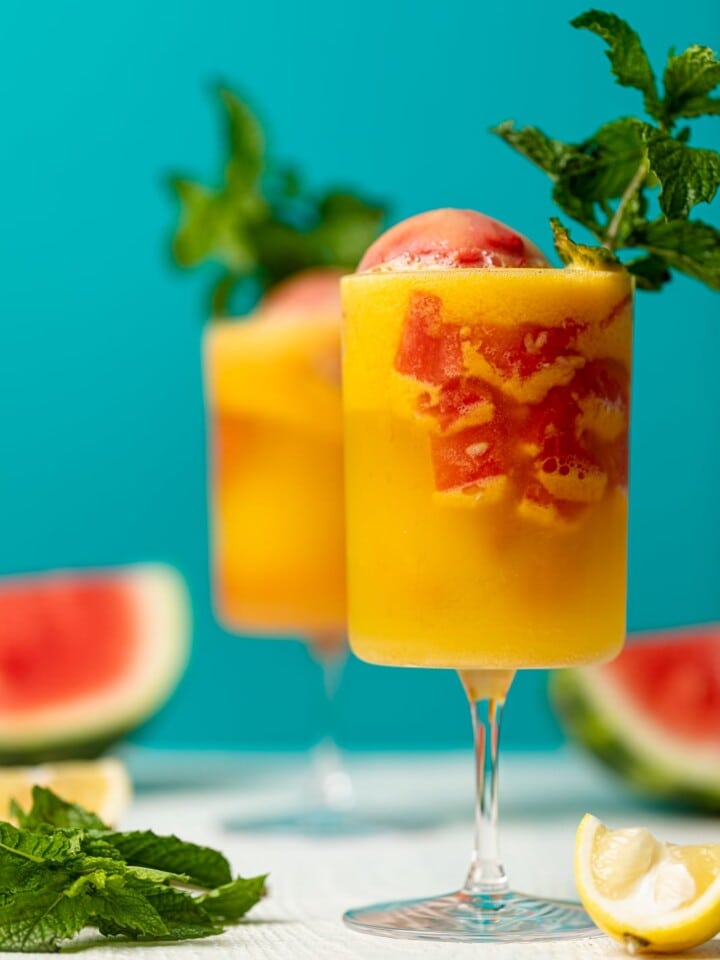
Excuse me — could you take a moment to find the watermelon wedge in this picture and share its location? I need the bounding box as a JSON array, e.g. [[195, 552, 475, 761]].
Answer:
[[551, 624, 720, 811], [0, 565, 190, 763]]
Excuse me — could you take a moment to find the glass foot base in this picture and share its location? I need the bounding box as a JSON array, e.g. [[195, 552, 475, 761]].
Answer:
[[344, 888, 600, 942], [224, 807, 448, 837], [225, 807, 364, 837]]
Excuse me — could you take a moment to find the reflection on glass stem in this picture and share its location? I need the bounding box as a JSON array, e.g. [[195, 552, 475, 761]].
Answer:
[[308, 638, 354, 813]]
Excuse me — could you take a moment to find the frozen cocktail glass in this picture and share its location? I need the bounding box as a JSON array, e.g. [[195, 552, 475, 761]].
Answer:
[[341, 209, 632, 939], [205, 269, 353, 826]]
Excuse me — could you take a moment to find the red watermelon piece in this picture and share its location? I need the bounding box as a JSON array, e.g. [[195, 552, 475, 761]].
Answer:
[[0, 565, 190, 763], [551, 625, 720, 811], [394, 291, 463, 385], [467, 318, 585, 381], [417, 378, 496, 433], [430, 423, 507, 492]]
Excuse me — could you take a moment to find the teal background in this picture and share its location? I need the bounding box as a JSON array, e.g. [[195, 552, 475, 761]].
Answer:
[[1, 0, 718, 752]]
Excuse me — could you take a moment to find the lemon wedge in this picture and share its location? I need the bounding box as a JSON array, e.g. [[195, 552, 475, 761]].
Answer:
[[0, 758, 132, 828], [575, 813, 720, 954]]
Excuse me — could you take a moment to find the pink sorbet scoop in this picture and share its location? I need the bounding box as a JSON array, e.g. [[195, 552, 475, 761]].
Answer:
[[358, 208, 550, 272]]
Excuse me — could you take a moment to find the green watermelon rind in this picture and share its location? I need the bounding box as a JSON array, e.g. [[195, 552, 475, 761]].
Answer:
[[0, 565, 190, 766], [551, 669, 720, 813], [0, 732, 131, 767]]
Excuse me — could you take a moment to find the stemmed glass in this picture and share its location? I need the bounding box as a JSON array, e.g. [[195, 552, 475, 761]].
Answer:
[[204, 270, 356, 832], [341, 264, 633, 938]]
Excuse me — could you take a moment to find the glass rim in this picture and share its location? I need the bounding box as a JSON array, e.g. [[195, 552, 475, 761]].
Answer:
[[342, 265, 632, 283]]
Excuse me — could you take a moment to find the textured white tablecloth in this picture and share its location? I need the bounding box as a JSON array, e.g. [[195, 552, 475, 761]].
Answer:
[[52, 750, 720, 958]]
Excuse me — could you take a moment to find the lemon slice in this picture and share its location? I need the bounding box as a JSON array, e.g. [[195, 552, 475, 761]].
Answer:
[[0, 757, 132, 827], [575, 813, 720, 954]]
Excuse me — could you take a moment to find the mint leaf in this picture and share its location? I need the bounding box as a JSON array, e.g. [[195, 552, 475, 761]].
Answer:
[[0, 823, 84, 905], [170, 179, 260, 273], [493, 118, 648, 235], [76, 835, 123, 861], [0, 873, 91, 952], [169, 87, 386, 315], [198, 875, 267, 922], [133, 885, 221, 941], [170, 180, 221, 268], [104, 832, 232, 888], [220, 87, 265, 191], [644, 127, 720, 219], [572, 10, 661, 120], [564, 118, 646, 201], [632, 218, 720, 289], [14, 787, 108, 832], [551, 218, 622, 270], [663, 45, 720, 122], [67, 855, 126, 877], [0, 821, 81, 865], [88, 879, 170, 941], [552, 183, 603, 235], [491, 121, 575, 176], [126, 865, 191, 885], [625, 254, 672, 291]]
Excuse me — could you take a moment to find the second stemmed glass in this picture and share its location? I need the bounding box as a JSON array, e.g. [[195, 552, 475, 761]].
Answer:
[[204, 269, 355, 833]]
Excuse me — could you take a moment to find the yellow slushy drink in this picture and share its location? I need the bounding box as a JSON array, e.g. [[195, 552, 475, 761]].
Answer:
[[205, 270, 346, 638], [342, 210, 632, 669]]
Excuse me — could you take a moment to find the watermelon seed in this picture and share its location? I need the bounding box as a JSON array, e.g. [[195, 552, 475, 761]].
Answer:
[[465, 442, 489, 458]]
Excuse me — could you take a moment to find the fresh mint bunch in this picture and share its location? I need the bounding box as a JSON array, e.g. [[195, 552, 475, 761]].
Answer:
[[0, 787, 266, 952], [493, 10, 720, 290], [170, 87, 386, 315]]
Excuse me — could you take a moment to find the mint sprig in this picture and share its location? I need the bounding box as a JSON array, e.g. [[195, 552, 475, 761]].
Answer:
[[493, 9, 720, 291], [0, 787, 266, 952], [170, 87, 386, 316]]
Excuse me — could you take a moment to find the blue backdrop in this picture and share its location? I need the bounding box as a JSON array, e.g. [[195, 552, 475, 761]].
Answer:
[[1, 0, 718, 751]]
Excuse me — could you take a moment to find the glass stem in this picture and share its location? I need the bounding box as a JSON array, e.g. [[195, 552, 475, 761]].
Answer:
[[308, 635, 354, 812], [459, 669, 516, 896]]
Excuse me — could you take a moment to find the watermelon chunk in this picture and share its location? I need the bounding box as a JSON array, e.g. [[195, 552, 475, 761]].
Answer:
[[394, 291, 463, 385], [520, 383, 582, 453], [0, 565, 190, 764], [417, 378, 496, 433], [551, 625, 720, 811], [467, 318, 585, 381], [431, 423, 507, 492]]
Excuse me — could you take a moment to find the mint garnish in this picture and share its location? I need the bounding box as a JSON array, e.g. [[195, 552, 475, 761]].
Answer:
[[103, 830, 232, 889], [0, 787, 266, 952], [493, 9, 720, 290], [169, 87, 386, 315]]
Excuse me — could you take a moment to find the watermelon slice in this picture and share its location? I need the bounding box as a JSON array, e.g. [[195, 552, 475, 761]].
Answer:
[[0, 565, 190, 764], [551, 625, 720, 811]]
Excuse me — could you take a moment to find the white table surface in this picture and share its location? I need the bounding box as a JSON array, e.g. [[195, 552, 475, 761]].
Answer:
[[58, 749, 720, 958]]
